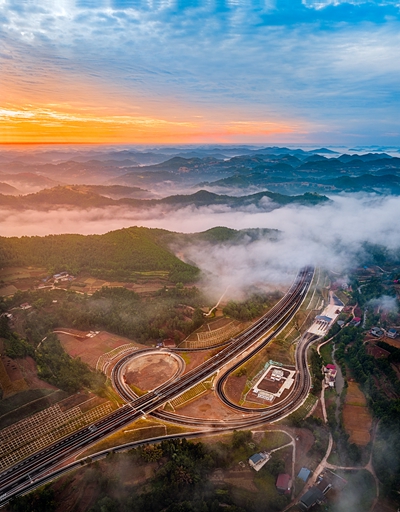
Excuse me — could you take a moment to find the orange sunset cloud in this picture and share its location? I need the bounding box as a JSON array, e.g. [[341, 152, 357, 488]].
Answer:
[[0, 105, 301, 144]]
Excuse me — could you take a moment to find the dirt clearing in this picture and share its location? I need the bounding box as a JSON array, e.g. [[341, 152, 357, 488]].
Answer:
[[56, 329, 145, 368], [124, 353, 180, 391]]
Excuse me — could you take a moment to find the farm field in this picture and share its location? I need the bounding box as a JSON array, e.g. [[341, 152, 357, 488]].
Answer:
[[342, 382, 372, 446], [380, 336, 400, 349], [0, 266, 48, 296]]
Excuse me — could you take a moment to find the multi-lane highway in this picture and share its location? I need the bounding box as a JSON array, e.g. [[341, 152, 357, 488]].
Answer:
[[0, 266, 314, 506]]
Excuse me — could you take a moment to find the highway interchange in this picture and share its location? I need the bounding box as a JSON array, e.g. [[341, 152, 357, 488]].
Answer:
[[0, 266, 315, 506]]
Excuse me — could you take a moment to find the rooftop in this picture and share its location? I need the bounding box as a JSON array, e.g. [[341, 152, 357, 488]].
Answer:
[[315, 315, 333, 322], [249, 453, 264, 464], [276, 473, 291, 489], [300, 487, 325, 508], [298, 467, 311, 482]]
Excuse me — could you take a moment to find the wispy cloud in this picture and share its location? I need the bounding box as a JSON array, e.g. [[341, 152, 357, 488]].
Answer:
[[1, 1, 400, 143]]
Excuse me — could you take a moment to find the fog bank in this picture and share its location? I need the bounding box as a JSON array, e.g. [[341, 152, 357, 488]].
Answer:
[[1, 194, 399, 297]]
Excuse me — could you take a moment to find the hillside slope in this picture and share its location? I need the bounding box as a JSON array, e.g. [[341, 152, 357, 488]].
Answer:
[[0, 227, 199, 283]]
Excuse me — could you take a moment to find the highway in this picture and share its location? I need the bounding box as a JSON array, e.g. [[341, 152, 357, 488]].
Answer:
[[0, 266, 314, 506]]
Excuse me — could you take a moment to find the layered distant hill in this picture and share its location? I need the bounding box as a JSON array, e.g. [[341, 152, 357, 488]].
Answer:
[[1, 146, 400, 197], [0, 182, 20, 195], [0, 185, 330, 211]]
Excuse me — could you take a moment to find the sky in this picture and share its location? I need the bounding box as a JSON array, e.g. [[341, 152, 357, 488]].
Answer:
[[1, 0, 400, 144]]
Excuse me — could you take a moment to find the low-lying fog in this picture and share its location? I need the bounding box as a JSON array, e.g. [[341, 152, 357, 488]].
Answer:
[[1, 193, 399, 299]]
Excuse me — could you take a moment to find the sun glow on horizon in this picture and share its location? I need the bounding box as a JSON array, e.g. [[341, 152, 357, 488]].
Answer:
[[0, 104, 304, 144]]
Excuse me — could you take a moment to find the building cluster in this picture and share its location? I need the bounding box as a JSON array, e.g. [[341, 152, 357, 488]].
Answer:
[[249, 360, 296, 403], [323, 364, 337, 388], [370, 326, 397, 338], [308, 293, 344, 336], [53, 272, 75, 283], [349, 316, 361, 327], [298, 469, 347, 510]]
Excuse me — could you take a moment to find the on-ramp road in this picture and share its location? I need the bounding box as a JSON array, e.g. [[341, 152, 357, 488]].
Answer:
[[0, 267, 314, 506]]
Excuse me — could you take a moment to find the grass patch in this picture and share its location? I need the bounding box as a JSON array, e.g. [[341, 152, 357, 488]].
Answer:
[[129, 384, 147, 397], [253, 470, 277, 493], [282, 394, 318, 425], [102, 380, 125, 405], [258, 431, 291, 451], [324, 387, 337, 402], [335, 289, 350, 305], [319, 342, 333, 365], [179, 352, 191, 365], [327, 450, 340, 465]]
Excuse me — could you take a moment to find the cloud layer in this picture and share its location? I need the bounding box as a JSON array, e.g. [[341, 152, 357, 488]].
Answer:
[[1, 193, 399, 297], [1, 1, 400, 143]]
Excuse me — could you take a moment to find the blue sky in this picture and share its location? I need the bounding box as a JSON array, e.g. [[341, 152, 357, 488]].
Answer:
[[1, 0, 400, 144]]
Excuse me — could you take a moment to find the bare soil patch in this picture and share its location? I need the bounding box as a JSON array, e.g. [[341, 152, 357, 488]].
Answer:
[[17, 356, 57, 390], [57, 329, 145, 368], [224, 374, 247, 404], [2, 355, 23, 382], [177, 390, 244, 421], [311, 398, 325, 421], [124, 353, 180, 391], [343, 382, 372, 446], [292, 428, 315, 474], [367, 344, 390, 358], [181, 350, 211, 373], [71, 276, 173, 295], [0, 355, 28, 397]]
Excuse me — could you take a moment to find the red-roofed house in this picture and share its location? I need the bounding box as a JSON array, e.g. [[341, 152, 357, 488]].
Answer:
[[276, 473, 292, 494], [162, 339, 176, 348]]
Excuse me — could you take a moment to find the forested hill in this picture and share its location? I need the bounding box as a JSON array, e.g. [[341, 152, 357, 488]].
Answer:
[[0, 227, 199, 283], [0, 185, 329, 210], [157, 226, 281, 247]]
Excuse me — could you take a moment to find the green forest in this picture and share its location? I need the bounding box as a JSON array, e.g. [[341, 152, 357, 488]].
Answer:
[[0, 227, 199, 283], [222, 292, 281, 322], [3, 284, 206, 347], [0, 314, 105, 395]]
